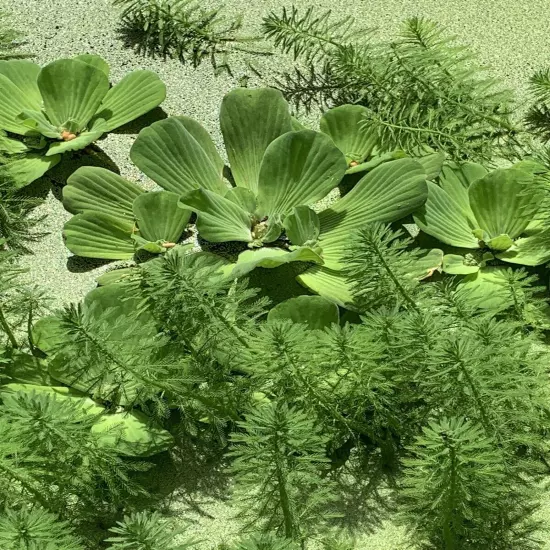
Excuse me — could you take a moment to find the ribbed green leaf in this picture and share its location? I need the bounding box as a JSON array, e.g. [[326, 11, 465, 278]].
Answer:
[[180, 188, 253, 242], [131, 116, 226, 195], [63, 166, 143, 219], [320, 105, 378, 164], [257, 130, 347, 216], [37, 58, 109, 131], [1, 153, 60, 189], [296, 266, 355, 308], [220, 87, 293, 193], [133, 191, 190, 243], [283, 205, 320, 245], [468, 168, 539, 239], [19, 109, 59, 137], [63, 212, 135, 259], [0, 67, 42, 135], [268, 295, 339, 329], [92, 410, 174, 457], [438, 163, 479, 224], [224, 187, 257, 214], [92, 70, 166, 132], [73, 54, 110, 77], [416, 152, 445, 181], [496, 228, 550, 266], [319, 159, 428, 269], [231, 246, 323, 278], [414, 182, 479, 249], [0, 60, 41, 108], [46, 129, 103, 156]]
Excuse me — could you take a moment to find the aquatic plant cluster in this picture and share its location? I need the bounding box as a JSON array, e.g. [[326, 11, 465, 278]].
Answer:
[[2, 4, 550, 550]]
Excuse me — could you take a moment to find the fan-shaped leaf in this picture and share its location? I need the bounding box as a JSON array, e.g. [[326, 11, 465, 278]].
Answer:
[[297, 266, 355, 309], [231, 246, 323, 279], [283, 205, 320, 245], [319, 159, 428, 269], [414, 182, 479, 249], [268, 295, 339, 329], [496, 228, 550, 266], [63, 166, 143, 218], [416, 152, 445, 181], [180, 188, 253, 243], [220, 87, 293, 193], [91, 70, 166, 132], [438, 163, 479, 224], [37, 58, 109, 131], [63, 212, 135, 259], [468, 168, 539, 239], [224, 187, 257, 214], [256, 130, 347, 216], [0, 72, 41, 135], [133, 191, 190, 243], [46, 130, 103, 156], [73, 54, 110, 77], [131, 116, 226, 195], [320, 105, 378, 164], [1, 153, 60, 189], [0, 60, 41, 108]]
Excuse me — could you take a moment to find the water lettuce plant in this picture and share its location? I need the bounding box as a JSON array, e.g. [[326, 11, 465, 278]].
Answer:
[[62, 166, 191, 259], [0, 54, 166, 186], [414, 160, 550, 274], [130, 87, 429, 302]]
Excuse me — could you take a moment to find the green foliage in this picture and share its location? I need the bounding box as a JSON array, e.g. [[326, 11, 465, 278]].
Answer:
[[115, 0, 260, 73], [401, 417, 542, 550], [105, 511, 198, 549], [229, 401, 337, 542], [0, 506, 85, 550], [0, 176, 45, 253], [263, 9, 523, 162], [230, 534, 299, 549], [526, 68, 550, 141], [0, 54, 165, 187]]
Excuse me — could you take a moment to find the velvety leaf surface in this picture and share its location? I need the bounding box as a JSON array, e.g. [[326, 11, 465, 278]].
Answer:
[[256, 130, 347, 216], [131, 116, 226, 195], [2, 153, 60, 189], [220, 87, 293, 193], [414, 182, 479, 249], [296, 266, 355, 309], [38, 58, 109, 131], [496, 228, 550, 266], [133, 191, 190, 243], [468, 168, 539, 239], [0, 60, 41, 108], [319, 158, 428, 268], [180, 188, 253, 243], [320, 105, 378, 164], [63, 212, 135, 259], [63, 166, 143, 218], [46, 130, 103, 156], [92, 70, 166, 132], [283, 206, 320, 246]]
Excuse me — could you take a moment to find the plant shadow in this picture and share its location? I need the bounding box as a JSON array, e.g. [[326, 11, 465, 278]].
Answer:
[[47, 145, 120, 199], [128, 429, 232, 518], [66, 255, 113, 273], [327, 448, 398, 535]]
